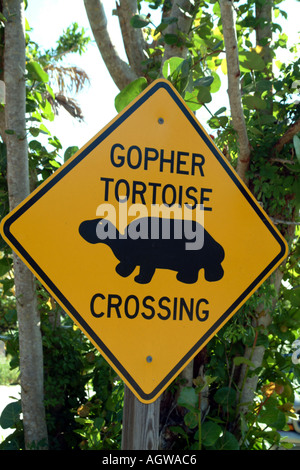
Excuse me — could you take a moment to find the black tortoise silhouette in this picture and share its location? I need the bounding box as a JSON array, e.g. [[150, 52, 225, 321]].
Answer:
[[78, 217, 225, 284]]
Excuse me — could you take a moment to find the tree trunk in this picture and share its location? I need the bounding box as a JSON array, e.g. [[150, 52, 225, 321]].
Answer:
[[161, 0, 194, 64], [122, 386, 160, 450], [3, 0, 48, 449], [255, 0, 273, 70], [83, 0, 138, 90], [116, 0, 146, 77], [219, 0, 251, 184], [256, 0, 273, 114]]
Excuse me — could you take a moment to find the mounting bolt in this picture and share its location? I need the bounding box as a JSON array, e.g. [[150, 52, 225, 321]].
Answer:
[[158, 118, 164, 124], [146, 356, 153, 363]]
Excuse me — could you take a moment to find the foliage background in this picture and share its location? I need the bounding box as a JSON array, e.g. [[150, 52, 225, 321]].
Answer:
[[0, 0, 299, 450]]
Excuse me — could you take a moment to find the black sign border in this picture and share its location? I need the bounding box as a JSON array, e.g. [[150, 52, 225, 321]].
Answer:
[[2, 80, 288, 402]]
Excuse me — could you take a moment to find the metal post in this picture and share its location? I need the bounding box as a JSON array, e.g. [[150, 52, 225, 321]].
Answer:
[[121, 385, 161, 450]]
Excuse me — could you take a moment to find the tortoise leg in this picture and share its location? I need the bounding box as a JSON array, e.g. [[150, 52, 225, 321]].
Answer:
[[176, 268, 198, 284], [115, 262, 136, 277], [134, 264, 156, 284], [204, 264, 224, 282]]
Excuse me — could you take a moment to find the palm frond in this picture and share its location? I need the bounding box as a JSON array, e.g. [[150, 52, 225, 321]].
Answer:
[[48, 93, 84, 121], [46, 64, 90, 95], [44, 64, 90, 120]]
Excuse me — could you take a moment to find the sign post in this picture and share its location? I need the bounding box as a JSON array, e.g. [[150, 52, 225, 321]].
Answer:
[[122, 385, 160, 450], [0, 79, 288, 444]]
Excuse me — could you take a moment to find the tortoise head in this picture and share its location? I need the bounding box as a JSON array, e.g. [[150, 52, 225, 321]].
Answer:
[[79, 218, 117, 244]]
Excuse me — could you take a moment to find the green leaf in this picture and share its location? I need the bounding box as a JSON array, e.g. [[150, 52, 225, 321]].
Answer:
[[130, 14, 150, 28], [26, 61, 49, 83], [213, 1, 221, 17], [49, 160, 60, 169], [184, 410, 198, 429], [4, 307, 17, 322], [243, 95, 267, 110], [29, 140, 42, 152], [94, 417, 105, 430], [180, 57, 192, 78], [248, 126, 263, 136], [2, 280, 15, 297], [256, 79, 273, 93], [0, 257, 12, 277], [255, 114, 276, 125], [214, 387, 236, 406], [164, 33, 181, 45], [45, 84, 55, 100], [208, 116, 221, 129], [210, 71, 221, 93], [194, 76, 214, 88], [0, 401, 22, 429], [48, 136, 62, 150], [201, 421, 222, 447], [293, 135, 300, 164], [283, 285, 300, 307], [169, 425, 189, 440], [0, 12, 7, 23], [215, 430, 240, 450], [233, 356, 255, 368], [40, 100, 54, 122], [64, 146, 79, 163], [184, 89, 202, 111], [239, 51, 265, 71], [177, 386, 198, 409], [219, 116, 228, 127], [259, 402, 286, 429], [197, 86, 212, 103], [39, 123, 51, 134], [155, 16, 177, 34], [162, 57, 184, 80], [0, 436, 20, 450], [115, 77, 148, 113], [29, 127, 40, 137]]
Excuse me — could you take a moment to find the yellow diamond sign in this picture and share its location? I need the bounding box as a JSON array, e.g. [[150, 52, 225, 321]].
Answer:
[[0, 79, 288, 403]]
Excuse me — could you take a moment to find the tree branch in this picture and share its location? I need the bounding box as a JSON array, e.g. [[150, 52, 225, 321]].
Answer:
[[255, 0, 273, 114], [83, 0, 138, 90], [116, 0, 146, 77], [161, 0, 194, 65], [270, 157, 296, 165], [237, 268, 284, 415], [271, 218, 300, 226], [219, 0, 251, 185], [273, 118, 300, 155], [255, 0, 273, 68]]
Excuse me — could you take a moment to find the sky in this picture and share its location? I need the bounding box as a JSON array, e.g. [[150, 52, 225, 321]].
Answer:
[[25, 0, 300, 156], [26, 0, 122, 153]]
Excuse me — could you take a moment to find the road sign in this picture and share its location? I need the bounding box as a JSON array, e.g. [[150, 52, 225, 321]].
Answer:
[[0, 79, 288, 403]]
